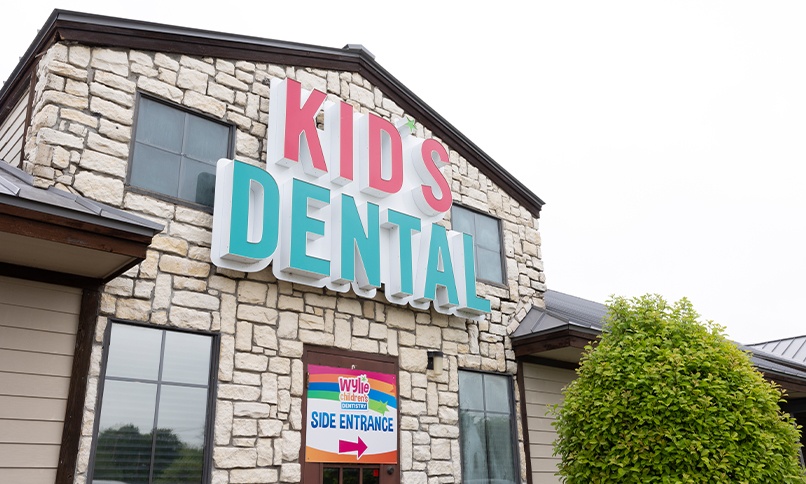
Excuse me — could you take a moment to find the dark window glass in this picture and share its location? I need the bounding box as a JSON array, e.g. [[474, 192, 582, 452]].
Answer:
[[90, 323, 215, 484], [458, 371, 518, 484], [343, 467, 360, 484], [129, 96, 231, 207], [362, 467, 380, 484], [184, 114, 230, 161], [129, 144, 182, 197], [451, 205, 506, 284], [323, 468, 340, 484]]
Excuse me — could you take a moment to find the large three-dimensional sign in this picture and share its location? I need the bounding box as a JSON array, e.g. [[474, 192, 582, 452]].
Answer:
[[211, 78, 491, 319]]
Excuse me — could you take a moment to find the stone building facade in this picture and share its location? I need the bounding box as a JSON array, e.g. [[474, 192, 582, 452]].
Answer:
[[0, 10, 548, 484]]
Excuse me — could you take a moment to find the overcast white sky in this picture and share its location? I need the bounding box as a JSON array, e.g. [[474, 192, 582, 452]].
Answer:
[[3, 1, 805, 344]]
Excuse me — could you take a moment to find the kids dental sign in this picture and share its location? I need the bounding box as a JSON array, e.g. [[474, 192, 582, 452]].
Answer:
[[211, 78, 491, 318]]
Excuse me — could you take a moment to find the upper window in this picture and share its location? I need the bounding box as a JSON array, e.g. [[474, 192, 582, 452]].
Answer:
[[89, 322, 217, 484], [451, 205, 506, 285], [128, 96, 232, 207], [458, 371, 519, 484]]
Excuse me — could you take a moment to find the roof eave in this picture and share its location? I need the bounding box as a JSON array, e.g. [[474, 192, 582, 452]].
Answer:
[[0, 9, 545, 218], [511, 324, 600, 358]]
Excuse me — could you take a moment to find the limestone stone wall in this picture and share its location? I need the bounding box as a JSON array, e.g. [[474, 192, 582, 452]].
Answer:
[[22, 41, 547, 484]]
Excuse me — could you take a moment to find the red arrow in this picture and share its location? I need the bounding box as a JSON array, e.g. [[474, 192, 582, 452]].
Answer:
[[338, 436, 368, 458]]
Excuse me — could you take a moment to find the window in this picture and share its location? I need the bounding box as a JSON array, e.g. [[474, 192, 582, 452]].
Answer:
[[451, 205, 506, 284], [128, 95, 233, 207], [89, 322, 217, 484], [458, 371, 519, 484]]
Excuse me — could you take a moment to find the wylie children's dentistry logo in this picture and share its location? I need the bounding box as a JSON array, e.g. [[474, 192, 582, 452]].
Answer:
[[306, 365, 398, 463], [339, 374, 370, 411]]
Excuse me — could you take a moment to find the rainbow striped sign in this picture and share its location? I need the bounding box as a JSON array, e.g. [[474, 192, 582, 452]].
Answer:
[[305, 364, 398, 463]]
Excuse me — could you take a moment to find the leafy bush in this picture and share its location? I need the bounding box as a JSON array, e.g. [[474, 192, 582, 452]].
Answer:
[[552, 294, 804, 483]]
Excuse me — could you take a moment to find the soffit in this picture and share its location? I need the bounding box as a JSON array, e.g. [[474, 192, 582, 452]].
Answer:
[[0, 162, 163, 284]]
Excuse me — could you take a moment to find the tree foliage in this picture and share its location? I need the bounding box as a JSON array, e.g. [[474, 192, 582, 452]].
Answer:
[[552, 294, 804, 483]]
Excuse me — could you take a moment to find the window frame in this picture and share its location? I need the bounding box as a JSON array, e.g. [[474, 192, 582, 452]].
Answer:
[[126, 92, 236, 212], [87, 319, 220, 484], [450, 204, 508, 287], [457, 369, 521, 484]]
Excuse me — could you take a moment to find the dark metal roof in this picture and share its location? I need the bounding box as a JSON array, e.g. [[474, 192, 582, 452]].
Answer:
[[511, 289, 607, 339], [0, 161, 162, 235], [748, 336, 806, 366], [0, 9, 545, 218], [544, 290, 609, 329], [741, 343, 806, 382], [512, 290, 806, 383]]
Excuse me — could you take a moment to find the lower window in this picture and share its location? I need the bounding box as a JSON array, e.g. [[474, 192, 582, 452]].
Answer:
[[458, 370, 519, 484], [89, 322, 217, 484], [322, 466, 381, 484]]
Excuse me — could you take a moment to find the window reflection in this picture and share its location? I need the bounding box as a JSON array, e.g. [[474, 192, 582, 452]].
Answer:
[[96, 381, 157, 434], [458, 371, 518, 484], [157, 385, 208, 448], [342, 467, 359, 484], [162, 331, 211, 385], [483, 373, 511, 413], [323, 467, 340, 484], [91, 323, 214, 484], [458, 371, 484, 410], [105, 324, 161, 380]]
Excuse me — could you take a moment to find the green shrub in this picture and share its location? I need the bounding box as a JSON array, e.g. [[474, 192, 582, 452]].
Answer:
[[552, 294, 804, 483]]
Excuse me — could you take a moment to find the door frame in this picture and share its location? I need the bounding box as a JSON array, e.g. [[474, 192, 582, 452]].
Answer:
[[300, 345, 400, 484]]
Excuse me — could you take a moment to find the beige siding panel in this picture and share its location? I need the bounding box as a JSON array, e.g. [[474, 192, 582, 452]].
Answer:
[[523, 363, 577, 484], [0, 118, 23, 159], [524, 389, 565, 407], [529, 428, 559, 445], [0, 302, 80, 333], [524, 364, 577, 383], [528, 415, 556, 432], [0, 93, 26, 144], [532, 457, 563, 472], [0, 326, 76, 356], [0, 468, 57, 483], [0, 93, 27, 166], [0, 276, 82, 314], [0, 372, 71, 399], [0, 420, 64, 444], [524, 377, 570, 394], [0, 443, 61, 467], [524, 403, 552, 422], [1, 136, 23, 167], [0, 112, 23, 150], [0, 349, 74, 377], [0, 277, 80, 477], [531, 442, 558, 458], [0, 396, 67, 421], [530, 450, 563, 478]]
